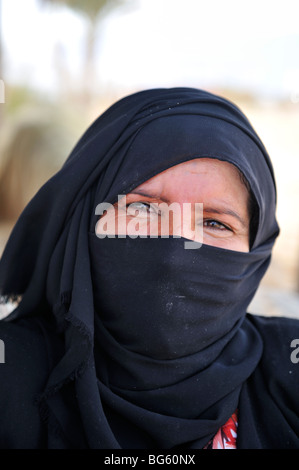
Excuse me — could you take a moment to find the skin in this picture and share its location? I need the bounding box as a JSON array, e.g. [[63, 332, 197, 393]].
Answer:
[[96, 158, 250, 252]]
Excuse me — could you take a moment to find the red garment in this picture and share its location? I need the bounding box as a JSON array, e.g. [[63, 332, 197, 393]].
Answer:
[[204, 411, 238, 449]]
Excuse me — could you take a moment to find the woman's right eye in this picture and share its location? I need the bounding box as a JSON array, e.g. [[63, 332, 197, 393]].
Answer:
[[126, 202, 156, 217]]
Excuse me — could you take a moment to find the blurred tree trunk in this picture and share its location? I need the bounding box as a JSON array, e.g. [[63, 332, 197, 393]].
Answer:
[[41, 0, 134, 102], [82, 15, 98, 104]]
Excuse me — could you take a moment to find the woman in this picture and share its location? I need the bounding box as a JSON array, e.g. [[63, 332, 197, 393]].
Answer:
[[0, 87, 298, 449]]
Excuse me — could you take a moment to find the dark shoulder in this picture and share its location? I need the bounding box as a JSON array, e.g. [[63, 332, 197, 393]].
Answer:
[[0, 313, 63, 398], [0, 316, 63, 448], [247, 313, 299, 387], [237, 315, 299, 448], [0, 315, 62, 370], [248, 313, 299, 352]]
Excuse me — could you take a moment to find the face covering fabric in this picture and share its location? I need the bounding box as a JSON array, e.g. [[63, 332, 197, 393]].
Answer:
[[89, 236, 265, 448]]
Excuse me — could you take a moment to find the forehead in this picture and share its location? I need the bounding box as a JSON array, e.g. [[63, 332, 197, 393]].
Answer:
[[135, 158, 247, 197], [143, 158, 242, 179]]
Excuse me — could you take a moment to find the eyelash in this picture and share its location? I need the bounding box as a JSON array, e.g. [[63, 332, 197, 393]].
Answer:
[[124, 202, 232, 232], [203, 220, 231, 231]]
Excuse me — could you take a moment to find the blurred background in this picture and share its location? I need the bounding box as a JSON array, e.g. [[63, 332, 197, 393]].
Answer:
[[0, 0, 299, 318]]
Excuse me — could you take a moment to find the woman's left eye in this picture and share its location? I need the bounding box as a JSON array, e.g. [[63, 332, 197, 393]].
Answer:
[[203, 219, 231, 231], [126, 202, 156, 216]]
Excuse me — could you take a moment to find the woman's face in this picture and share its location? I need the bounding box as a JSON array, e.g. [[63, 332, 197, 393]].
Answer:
[[97, 158, 251, 252]]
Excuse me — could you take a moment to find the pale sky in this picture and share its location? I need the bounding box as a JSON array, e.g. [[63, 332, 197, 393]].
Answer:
[[2, 0, 299, 99]]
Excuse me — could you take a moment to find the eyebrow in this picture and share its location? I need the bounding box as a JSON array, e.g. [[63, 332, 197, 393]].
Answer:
[[129, 190, 247, 228], [130, 189, 172, 204]]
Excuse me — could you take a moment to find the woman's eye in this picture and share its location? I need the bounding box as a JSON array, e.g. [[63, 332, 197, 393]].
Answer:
[[203, 219, 231, 231], [126, 202, 156, 217]]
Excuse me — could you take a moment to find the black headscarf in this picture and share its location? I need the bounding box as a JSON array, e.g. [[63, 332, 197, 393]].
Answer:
[[0, 88, 281, 449]]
